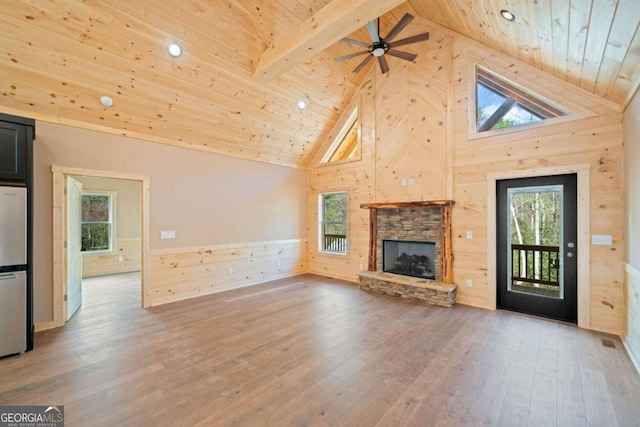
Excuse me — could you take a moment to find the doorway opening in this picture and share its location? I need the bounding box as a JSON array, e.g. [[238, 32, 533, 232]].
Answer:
[[52, 166, 150, 328], [66, 175, 143, 321]]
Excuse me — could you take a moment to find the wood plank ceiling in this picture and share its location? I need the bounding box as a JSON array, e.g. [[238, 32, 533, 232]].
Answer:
[[0, 1, 638, 168]]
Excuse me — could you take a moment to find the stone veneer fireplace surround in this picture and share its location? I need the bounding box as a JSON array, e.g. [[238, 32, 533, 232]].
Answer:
[[358, 201, 457, 307]]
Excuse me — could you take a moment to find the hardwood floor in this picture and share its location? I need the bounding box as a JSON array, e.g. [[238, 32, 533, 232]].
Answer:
[[1, 273, 639, 426]]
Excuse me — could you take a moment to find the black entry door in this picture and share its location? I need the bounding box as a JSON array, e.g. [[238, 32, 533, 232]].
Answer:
[[497, 174, 577, 323]]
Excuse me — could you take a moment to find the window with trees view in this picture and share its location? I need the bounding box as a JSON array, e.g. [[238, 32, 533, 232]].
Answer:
[[508, 185, 562, 297], [476, 66, 568, 133], [81, 193, 113, 252], [319, 192, 347, 254]]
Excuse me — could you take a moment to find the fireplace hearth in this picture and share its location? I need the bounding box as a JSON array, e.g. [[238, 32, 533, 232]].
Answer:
[[383, 240, 436, 279]]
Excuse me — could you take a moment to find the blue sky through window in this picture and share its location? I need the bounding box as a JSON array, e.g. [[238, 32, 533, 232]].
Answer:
[[477, 83, 543, 131]]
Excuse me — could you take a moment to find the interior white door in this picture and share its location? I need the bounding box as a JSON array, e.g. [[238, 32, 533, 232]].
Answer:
[[66, 176, 83, 320]]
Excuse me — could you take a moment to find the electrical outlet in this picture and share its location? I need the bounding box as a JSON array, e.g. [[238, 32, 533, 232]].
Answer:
[[408, 178, 414, 186], [359, 264, 364, 271], [228, 266, 234, 275], [401, 178, 407, 186], [466, 279, 473, 287], [277, 260, 282, 268], [466, 231, 473, 239], [118, 255, 124, 262]]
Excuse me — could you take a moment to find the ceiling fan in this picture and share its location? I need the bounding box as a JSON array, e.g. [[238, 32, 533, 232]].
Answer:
[[335, 13, 430, 74]]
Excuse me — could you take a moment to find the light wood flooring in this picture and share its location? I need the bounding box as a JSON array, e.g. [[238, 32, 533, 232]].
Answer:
[[1, 273, 639, 426]]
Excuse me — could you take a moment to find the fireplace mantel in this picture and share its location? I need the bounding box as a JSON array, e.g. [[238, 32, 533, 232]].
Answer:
[[360, 200, 454, 285], [360, 200, 454, 209]]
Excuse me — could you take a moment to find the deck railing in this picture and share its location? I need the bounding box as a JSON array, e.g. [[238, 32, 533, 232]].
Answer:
[[511, 244, 560, 287], [323, 234, 347, 253]]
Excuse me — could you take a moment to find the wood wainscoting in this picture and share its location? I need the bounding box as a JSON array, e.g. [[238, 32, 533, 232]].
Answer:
[[82, 237, 141, 278], [149, 239, 308, 306]]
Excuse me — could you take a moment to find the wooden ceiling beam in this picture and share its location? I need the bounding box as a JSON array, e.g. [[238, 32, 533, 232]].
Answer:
[[253, 0, 407, 82]]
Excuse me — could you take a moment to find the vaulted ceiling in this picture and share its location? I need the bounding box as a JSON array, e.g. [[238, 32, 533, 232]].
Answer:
[[1, 1, 638, 168]]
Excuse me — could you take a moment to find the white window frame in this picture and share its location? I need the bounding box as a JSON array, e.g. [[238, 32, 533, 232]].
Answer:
[[81, 191, 115, 254], [469, 65, 577, 140], [320, 106, 360, 164], [318, 191, 348, 255]]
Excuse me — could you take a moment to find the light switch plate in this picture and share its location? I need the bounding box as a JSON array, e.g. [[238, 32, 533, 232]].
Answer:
[[466, 231, 473, 239], [401, 179, 407, 186], [592, 234, 612, 245], [160, 230, 175, 239]]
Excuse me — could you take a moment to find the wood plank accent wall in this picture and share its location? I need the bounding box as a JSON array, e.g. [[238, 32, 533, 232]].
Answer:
[[451, 39, 625, 335], [150, 239, 307, 307], [625, 263, 640, 373], [82, 237, 141, 278], [308, 22, 452, 283], [308, 21, 626, 336]]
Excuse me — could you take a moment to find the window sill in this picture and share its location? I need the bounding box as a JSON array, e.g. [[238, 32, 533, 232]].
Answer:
[[318, 250, 348, 257]]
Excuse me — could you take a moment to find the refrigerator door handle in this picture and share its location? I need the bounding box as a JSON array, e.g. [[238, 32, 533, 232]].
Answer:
[[0, 273, 18, 280]]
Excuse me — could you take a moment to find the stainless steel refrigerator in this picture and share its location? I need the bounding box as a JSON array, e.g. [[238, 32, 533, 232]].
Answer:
[[0, 185, 27, 357]]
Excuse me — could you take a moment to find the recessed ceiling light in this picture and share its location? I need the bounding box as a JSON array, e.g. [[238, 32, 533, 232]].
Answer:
[[296, 99, 308, 110], [500, 10, 515, 22], [100, 96, 113, 107], [167, 42, 183, 58]]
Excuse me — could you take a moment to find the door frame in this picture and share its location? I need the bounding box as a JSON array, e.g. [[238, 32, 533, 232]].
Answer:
[[52, 165, 151, 328], [486, 164, 591, 329]]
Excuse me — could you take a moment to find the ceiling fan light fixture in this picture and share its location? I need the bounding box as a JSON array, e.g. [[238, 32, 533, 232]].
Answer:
[[500, 10, 515, 22], [167, 42, 183, 58], [336, 13, 429, 74], [372, 47, 386, 57]]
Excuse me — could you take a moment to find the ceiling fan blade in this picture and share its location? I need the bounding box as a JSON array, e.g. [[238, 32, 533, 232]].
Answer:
[[378, 55, 390, 74], [389, 32, 430, 48], [386, 49, 417, 62], [367, 21, 380, 43], [335, 51, 370, 62], [353, 55, 373, 73], [384, 13, 415, 42], [340, 37, 371, 48]]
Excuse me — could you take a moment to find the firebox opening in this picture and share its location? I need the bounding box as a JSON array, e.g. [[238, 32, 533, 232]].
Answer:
[[383, 240, 436, 280]]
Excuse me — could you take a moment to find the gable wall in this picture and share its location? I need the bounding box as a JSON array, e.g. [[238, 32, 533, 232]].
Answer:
[[308, 24, 625, 335], [307, 22, 451, 280]]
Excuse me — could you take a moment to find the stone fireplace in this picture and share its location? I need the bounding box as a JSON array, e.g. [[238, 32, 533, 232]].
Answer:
[[358, 201, 457, 307]]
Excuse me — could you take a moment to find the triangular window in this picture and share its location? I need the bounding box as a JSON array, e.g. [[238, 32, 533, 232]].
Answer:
[[320, 107, 359, 163], [476, 67, 569, 133]]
